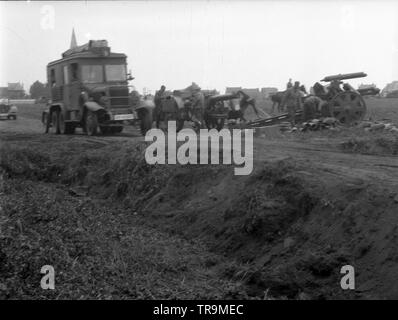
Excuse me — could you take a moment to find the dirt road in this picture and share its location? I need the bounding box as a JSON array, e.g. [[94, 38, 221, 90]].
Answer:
[[2, 113, 396, 186]]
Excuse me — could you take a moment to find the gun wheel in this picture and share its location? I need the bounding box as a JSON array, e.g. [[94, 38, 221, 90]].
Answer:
[[330, 92, 366, 125]]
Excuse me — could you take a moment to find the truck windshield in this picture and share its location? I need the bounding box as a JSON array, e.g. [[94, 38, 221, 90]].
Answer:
[[105, 65, 126, 82], [82, 65, 104, 83]]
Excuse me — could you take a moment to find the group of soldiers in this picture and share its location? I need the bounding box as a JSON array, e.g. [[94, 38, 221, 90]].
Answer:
[[152, 78, 347, 128], [153, 83, 262, 128], [282, 78, 334, 125], [154, 83, 206, 127]]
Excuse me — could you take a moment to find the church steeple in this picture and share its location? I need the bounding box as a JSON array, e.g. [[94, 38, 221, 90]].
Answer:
[[70, 28, 77, 49]]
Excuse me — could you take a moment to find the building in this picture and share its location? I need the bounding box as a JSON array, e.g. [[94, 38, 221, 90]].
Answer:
[[260, 87, 278, 98], [241, 88, 260, 96], [358, 83, 377, 90], [225, 87, 242, 94], [7, 82, 25, 99], [381, 81, 398, 97], [0, 87, 8, 99], [226, 86, 278, 100]]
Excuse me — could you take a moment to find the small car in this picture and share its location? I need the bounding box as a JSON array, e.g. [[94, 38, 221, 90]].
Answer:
[[0, 102, 18, 120]]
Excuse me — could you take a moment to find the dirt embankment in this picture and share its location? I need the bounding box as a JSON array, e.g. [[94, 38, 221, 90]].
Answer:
[[1, 136, 398, 299]]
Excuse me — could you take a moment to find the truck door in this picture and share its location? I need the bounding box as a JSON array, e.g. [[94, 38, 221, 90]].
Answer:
[[66, 63, 81, 110]]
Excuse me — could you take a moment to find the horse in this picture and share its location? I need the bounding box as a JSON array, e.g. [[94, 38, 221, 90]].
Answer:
[[270, 91, 286, 113], [270, 85, 308, 114]]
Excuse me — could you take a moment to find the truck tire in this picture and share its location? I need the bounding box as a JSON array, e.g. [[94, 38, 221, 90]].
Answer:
[[49, 110, 60, 134], [112, 126, 123, 134], [138, 109, 152, 135], [99, 126, 110, 135], [86, 110, 98, 136]]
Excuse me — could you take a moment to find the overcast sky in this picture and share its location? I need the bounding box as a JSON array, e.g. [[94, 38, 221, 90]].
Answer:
[[0, 0, 397, 94]]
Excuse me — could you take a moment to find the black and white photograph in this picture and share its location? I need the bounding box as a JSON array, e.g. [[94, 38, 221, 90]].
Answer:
[[0, 0, 398, 306]]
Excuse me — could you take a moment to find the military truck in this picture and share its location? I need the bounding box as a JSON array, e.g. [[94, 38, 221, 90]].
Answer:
[[44, 39, 153, 135]]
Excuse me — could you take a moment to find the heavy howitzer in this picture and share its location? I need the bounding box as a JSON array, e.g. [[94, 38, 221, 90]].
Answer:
[[316, 72, 367, 124], [246, 72, 369, 129]]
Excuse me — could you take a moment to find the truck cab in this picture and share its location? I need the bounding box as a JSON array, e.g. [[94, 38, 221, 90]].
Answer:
[[45, 40, 153, 135]]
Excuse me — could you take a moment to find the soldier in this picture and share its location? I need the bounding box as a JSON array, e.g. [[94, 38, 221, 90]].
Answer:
[[154, 85, 166, 128], [328, 80, 343, 98], [190, 88, 205, 128], [286, 78, 293, 89], [302, 95, 326, 121], [236, 90, 260, 121], [154, 85, 166, 107], [282, 81, 302, 125]]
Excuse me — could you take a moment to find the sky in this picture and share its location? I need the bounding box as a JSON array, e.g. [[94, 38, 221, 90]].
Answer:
[[0, 0, 397, 94]]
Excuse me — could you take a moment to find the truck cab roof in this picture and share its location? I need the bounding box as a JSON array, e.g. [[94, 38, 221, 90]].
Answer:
[[47, 40, 126, 67]]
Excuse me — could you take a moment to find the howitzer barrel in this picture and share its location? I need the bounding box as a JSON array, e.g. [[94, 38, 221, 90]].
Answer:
[[321, 72, 367, 82]]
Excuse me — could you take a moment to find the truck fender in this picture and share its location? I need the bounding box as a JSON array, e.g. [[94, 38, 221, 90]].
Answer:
[[84, 101, 105, 112]]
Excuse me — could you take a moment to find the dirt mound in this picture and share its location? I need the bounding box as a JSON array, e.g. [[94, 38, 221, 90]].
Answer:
[[0, 144, 238, 299], [136, 158, 398, 299], [1, 141, 398, 299], [341, 133, 398, 155]]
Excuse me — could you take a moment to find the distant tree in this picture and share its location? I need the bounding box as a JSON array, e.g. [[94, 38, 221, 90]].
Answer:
[[29, 81, 49, 100]]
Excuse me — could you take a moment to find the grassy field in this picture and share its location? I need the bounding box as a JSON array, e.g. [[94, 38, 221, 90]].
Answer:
[[255, 97, 398, 124]]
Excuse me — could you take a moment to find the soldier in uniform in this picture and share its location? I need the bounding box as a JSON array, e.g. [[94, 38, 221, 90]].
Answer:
[[302, 95, 326, 121], [327, 80, 343, 98], [281, 81, 302, 125], [154, 85, 166, 128], [190, 88, 205, 129], [236, 90, 260, 122], [286, 78, 293, 89]]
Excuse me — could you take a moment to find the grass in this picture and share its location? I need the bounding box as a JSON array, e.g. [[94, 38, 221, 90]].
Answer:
[[254, 97, 398, 125], [340, 134, 398, 155], [0, 142, 247, 299]]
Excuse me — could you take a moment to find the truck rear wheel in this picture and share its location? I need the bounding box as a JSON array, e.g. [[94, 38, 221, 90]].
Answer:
[[48, 110, 60, 134], [86, 111, 98, 136]]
